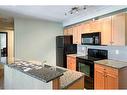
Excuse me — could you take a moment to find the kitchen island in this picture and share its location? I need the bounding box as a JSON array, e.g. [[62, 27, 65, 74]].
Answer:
[[4, 60, 84, 89]]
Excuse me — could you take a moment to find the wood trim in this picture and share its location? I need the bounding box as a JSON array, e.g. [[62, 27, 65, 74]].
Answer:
[[119, 67, 127, 89], [52, 78, 60, 89]]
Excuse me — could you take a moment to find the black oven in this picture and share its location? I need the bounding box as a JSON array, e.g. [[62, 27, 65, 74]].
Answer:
[[77, 58, 94, 78], [76, 57, 94, 89], [76, 49, 108, 89]]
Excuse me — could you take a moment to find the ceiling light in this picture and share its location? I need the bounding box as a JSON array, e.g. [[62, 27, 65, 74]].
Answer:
[[65, 6, 86, 16]]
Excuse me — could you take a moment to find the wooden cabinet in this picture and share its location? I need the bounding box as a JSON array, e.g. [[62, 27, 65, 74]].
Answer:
[[64, 12, 127, 46], [82, 22, 91, 33], [64, 27, 73, 36], [100, 13, 127, 45], [112, 13, 127, 45], [90, 20, 102, 32], [64, 28, 68, 35], [72, 25, 78, 44], [94, 64, 118, 89], [72, 24, 82, 44], [64, 25, 82, 44], [94, 64, 105, 89], [101, 16, 112, 45], [82, 20, 102, 34], [67, 56, 76, 71]]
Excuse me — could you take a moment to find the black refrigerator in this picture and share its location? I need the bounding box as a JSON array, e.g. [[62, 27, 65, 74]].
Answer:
[[56, 35, 77, 68]]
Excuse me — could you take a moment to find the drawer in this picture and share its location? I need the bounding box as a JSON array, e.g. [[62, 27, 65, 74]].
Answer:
[[105, 66, 118, 76], [95, 64, 118, 76], [95, 64, 105, 71]]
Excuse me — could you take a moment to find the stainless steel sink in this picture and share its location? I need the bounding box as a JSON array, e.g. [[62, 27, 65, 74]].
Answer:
[[43, 64, 67, 73]]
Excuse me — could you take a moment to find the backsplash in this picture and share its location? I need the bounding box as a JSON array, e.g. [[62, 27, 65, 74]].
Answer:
[[77, 45, 127, 62], [77, 45, 87, 55]]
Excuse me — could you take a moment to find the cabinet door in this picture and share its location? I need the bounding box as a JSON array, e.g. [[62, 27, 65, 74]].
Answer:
[[82, 22, 91, 34], [94, 64, 105, 89], [105, 66, 118, 89], [70, 57, 76, 71], [64, 28, 68, 35], [112, 13, 125, 45], [64, 27, 73, 36], [67, 56, 71, 69], [101, 16, 112, 45], [77, 24, 83, 44], [90, 20, 102, 32], [67, 56, 76, 71], [105, 73, 118, 89], [68, 27, 73, 35], [72, 25, 78, 44]]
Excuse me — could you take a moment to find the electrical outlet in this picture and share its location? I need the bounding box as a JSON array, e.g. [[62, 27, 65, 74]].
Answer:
[[115, 50, 119, 55], [82, 47, 85, 51]]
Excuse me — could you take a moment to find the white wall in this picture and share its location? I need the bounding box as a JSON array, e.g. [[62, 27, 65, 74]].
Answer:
[[77, 45, 127, 62], [14, 18, 63, 65]]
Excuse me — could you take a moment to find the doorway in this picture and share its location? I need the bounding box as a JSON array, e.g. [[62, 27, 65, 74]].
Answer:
[[0, 32, 7, 64]]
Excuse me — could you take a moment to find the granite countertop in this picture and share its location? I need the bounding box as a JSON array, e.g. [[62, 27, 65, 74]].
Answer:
[[4, 60, 84, 89], [60, 70, 84, 89], [7, 60, 64, 83], [94, 59, 127, 69]]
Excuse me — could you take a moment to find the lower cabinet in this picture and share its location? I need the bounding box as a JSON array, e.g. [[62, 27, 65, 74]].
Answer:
[[67, 56, 76, 71], [94, 64, 118, 89]]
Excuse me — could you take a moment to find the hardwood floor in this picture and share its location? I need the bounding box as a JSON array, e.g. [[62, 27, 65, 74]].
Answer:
[[0, 65, 4, 89]]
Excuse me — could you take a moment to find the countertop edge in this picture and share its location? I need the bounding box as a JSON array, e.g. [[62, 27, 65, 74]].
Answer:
[[94, 59, 127, 69], [60, 74, 84, 89]]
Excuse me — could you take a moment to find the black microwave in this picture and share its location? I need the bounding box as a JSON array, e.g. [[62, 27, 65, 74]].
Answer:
[[81, 32, 101, 45]]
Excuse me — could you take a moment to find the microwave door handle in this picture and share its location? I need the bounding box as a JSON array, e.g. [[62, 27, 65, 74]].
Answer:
[[82, 38, 84, 43]]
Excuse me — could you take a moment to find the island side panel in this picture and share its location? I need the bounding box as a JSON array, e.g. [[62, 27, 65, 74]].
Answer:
[[52, 77, 60, 89], [119, 67, 127, 89], [4, 65, 52, 89]]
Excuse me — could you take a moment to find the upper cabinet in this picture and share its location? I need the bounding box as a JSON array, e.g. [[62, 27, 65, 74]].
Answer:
[[82, 21, 91, 33], [101, 13, 127, 46], [64, 12, 127, 46], [112, 13, 127, 46], [64, 27, 73, 36], [72, 24, 82, 44], [101, 16, 112, 45], [89, 19, 102, 32]]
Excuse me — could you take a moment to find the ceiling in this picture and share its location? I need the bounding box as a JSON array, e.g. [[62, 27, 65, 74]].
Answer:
[[0, 5, 127, 26]]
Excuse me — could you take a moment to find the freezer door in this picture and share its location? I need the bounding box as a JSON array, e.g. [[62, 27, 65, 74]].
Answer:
[[56, 36, 72, 48], [56, 36, 64, 48]]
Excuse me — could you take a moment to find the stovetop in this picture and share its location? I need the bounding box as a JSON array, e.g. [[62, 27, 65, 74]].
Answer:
[[77, 55, 103, 61]]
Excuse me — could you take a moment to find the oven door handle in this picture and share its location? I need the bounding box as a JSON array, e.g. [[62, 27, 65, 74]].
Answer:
[[78, 63, 80, 71]]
